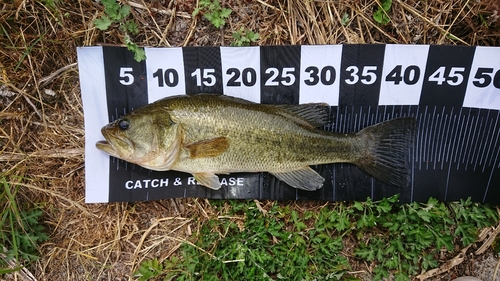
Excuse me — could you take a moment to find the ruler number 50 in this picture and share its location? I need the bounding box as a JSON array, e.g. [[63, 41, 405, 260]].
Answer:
[[472, 68, 500, 88]]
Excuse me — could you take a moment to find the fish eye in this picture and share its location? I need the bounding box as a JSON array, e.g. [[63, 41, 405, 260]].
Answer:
[[168, 115, 176, 125], [118, 119, 130, 130]]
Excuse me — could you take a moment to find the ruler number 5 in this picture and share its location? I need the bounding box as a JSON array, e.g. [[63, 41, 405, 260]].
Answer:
[[119, 67, 134, 86], [345, 66, 377, 85], [428, 66, 465, 86]]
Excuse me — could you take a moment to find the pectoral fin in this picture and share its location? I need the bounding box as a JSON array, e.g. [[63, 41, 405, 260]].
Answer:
[[193, 172, 221, 190], [270, 166, 325, 191], [185, 137, 229, 158]]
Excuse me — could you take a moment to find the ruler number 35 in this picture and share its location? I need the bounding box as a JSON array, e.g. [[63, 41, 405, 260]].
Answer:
[[344, 66, 377, 85]]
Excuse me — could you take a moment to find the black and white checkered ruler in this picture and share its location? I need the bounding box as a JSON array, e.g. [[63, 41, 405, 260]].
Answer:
[[77, 45, 500, 204]]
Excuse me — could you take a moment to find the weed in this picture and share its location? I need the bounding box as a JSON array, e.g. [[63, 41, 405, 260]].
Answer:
[[94, 0, 146, 62], [135, 201, 351, 280], [134, 258, 163, 281], [192, 0, 232, 29], [0, 177, 48, 275], [354, 196, 498, 281], [373, 0, 392, 25], [135, 196, 498, 280], [231, 27, 259, 46], [341, 13, 350, 26]]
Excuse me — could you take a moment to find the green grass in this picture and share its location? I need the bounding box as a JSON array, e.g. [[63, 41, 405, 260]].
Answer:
[[94, 0, 145, 62], [192, 0, 232, 29], [0, 176, 48, 275], [135, 196, 498, 281], [373, 0, 392, 25], [231, 27, 259, 46]]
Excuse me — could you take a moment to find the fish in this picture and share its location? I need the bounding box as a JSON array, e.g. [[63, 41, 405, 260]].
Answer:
[[96, 94, 417, 190]]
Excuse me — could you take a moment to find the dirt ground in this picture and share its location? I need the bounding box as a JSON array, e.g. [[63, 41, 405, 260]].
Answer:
[[1, 0, 500, 280]]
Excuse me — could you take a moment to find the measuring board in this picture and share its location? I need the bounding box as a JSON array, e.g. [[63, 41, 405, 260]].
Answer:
[[77, 45, 500, 204]]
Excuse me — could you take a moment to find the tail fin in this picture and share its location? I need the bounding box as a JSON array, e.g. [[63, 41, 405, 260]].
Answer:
[[354, 117, 417, 187]]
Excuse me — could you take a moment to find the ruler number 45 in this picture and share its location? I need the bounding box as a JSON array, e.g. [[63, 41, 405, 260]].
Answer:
[[428, 66, 465, 86]]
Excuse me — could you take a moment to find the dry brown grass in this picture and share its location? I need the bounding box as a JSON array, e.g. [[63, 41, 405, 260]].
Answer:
[[1, 0, 499, 280]]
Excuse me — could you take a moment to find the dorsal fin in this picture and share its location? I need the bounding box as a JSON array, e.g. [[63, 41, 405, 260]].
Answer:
[[275, 103, 329, 128]]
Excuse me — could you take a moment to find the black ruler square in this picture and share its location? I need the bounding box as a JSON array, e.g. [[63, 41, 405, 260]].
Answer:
[[182, 47, 223, 94], [339, 44, 386, 108], [419, 45, 475, 107], [260, 45, 301, 104]]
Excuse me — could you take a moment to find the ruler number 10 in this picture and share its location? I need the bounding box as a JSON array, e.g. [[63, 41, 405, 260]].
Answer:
[[153, 68, 179, 87]]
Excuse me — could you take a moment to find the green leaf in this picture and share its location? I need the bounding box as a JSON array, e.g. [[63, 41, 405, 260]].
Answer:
[[353, 201, 364, 211], [394, 272, 410, 281], [381, 0, 392, 11], [220, 8, 232, 18], [355, 243, 375, 261], [373, 0, 392, 25], [376, 199, 392, 214], [341, 13, 349, 26], [94, 16, 113, 30], [118, 5, 131, 19], [192, 7, 203, 17], [124, 20, 139, 35], [435, 233, 454, 251], [373, 266, 389, 280], [421, 254, 438, 270]]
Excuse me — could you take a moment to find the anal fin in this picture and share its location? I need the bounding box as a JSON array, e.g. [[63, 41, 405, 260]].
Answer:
[[193, 172, 221, 190], [270, 166, 325, 191]]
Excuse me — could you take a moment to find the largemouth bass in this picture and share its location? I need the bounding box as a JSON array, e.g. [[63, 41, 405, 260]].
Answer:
[[96, 94, 416, 190]]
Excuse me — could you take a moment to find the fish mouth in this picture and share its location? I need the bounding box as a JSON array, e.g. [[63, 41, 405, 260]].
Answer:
[[96, 130, 133, 158], [96, 140, 119, 158]]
